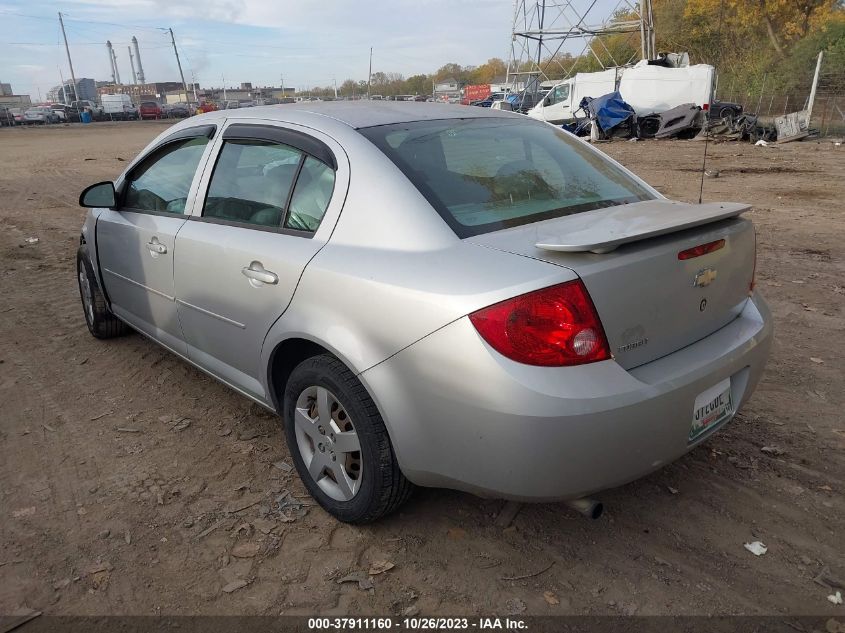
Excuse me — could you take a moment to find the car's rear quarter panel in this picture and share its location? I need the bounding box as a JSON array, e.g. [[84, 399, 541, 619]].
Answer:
[[260, 125, 579, 385]]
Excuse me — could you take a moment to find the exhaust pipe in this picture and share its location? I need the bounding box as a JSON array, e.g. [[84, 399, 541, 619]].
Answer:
[[565, 497, 603, 519]]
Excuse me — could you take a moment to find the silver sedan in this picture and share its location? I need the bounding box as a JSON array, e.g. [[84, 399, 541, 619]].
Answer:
[[76, 103, 772, 523]]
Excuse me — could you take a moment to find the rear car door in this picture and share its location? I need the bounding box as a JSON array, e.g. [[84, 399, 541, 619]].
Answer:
[[96, 126, 216, 354], [173, 121, 346, 402]]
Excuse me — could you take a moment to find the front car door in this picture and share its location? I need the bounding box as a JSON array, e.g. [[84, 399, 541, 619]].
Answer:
[[543, 83, 572, 122], [173, 120, 347, 402], [96, 126, 217, 354]]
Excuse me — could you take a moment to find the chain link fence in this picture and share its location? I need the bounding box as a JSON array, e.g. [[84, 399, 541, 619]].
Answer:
[[716, 53, 844, 137]]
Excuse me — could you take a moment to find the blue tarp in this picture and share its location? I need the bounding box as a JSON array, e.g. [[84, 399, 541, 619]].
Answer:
[[579, 91, 635, 132]]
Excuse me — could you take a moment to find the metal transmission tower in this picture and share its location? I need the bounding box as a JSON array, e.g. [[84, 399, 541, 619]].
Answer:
[[505, 0, 655, 92]]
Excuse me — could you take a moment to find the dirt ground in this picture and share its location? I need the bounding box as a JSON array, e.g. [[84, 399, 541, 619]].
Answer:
[[0, 121, 842, 618]]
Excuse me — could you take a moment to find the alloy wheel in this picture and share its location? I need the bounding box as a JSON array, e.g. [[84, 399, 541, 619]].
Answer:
[[293, 386, 362, 501], [79, 268, 95, 325]]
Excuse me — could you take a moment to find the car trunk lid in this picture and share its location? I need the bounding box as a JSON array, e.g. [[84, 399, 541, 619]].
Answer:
[[467, 199, 756, 370]]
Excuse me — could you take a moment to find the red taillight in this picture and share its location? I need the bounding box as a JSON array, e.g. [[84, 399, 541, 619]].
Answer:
[[678, 239, 725, 260], [469, 280, 611, 367], [702, 103, 710, 111]]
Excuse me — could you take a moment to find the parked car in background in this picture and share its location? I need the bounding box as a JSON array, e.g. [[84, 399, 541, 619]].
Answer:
[[507, 91, 546, 114], [0, 106, 15, 126], [9, 107, 25, 124], [24, 106, 61, 124], [72, 100, 104, 119], [50, 106, 67, 122], [140, 101, 163, 120], [166, 103, 191, 118], [75, 102, 771, 523], [471, 92, 508, 107], [51, 104, 82, 123], [709, 100, 743, 120]]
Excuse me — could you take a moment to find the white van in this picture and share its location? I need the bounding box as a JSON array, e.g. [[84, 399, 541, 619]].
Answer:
[[528, 61, 715, 124], [101, 94, 138, 120]]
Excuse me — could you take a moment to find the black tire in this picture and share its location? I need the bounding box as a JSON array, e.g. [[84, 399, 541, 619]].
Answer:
[[77, 248, 129, 339], [283, 354, 413, 523]]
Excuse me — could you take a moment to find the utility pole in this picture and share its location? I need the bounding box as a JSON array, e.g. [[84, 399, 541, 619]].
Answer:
[[168, 28, 188, 94], [807, 51, 824, 124], [333, 76, 338, 99], [367, 47, 373, 99], [58, 12, 77, 102], [59, 66, 68, 104], [222, 75, 227, 102], [190, 69, 198, 103]]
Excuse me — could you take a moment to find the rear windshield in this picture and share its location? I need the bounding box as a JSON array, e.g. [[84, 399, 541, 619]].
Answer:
[[360, 117, 655, 237], [141, 101, 158, 107]]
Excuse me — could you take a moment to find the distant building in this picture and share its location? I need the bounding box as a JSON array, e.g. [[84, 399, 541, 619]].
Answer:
[[0, 82, 13, 96], [488, 76, 525, 92], [165, 89, 192, 104], [0, 94, 32, 108], [97, 82, 185, 103], [46, 78, 97, 104], [268, 87, 295, 100]]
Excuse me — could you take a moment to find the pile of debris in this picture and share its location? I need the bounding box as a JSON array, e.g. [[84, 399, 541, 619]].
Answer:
[[563, 90, 780, 143], [703, 113, 776, 143]]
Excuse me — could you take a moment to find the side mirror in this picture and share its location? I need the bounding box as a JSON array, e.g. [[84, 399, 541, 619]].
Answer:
[[544, 97, 551, 106], [79, 181, 116, 208]]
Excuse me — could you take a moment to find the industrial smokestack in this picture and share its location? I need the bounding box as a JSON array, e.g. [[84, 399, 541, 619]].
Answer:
[[128, 46, 138, 84], [111, 46, 121, 85], [132, 36, 145, 84], [106, 40, 116, 84]]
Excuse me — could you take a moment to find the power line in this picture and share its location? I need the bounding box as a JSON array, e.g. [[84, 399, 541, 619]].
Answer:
[[0, 9, 164, 31]]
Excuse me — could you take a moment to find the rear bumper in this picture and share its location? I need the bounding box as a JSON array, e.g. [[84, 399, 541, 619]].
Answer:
[[360, 293, 773, 501]]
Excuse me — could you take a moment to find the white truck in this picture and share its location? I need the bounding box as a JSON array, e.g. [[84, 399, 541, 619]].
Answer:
[[528, 60, 715, 124], [101, 94, 138, 120]]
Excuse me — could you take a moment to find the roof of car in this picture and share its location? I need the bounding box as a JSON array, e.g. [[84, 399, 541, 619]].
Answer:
[[195, 101, 519, 130]]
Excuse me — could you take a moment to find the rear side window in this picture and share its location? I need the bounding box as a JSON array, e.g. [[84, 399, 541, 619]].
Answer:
[[285, 157, 335, 232], [123, 136, 208, 214], [204, 140, 303, 228], [360, 117, 654, 238]]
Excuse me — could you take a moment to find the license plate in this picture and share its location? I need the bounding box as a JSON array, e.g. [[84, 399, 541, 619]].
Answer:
[[690, 378, 733, 442]]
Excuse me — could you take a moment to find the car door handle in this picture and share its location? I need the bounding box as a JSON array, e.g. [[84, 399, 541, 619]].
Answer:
[[241, 262, 278, 285], [146, 238, 167, 255]]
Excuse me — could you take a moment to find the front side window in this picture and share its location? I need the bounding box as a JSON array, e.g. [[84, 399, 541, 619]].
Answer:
[[550, 84, 570, 105], [123, 136, 208, 214], [204, 140, 303, 228], [360, 117, 654, 238]]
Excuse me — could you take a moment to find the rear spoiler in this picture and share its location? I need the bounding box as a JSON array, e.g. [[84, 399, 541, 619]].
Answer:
[[535, 200, 750, 254]]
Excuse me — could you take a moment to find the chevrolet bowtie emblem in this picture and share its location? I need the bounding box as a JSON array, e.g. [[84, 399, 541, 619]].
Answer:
[[694, 268, 718, 287]]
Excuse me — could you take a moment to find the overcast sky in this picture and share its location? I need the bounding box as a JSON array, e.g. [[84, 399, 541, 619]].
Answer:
[[0, 0, 628, 99]]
